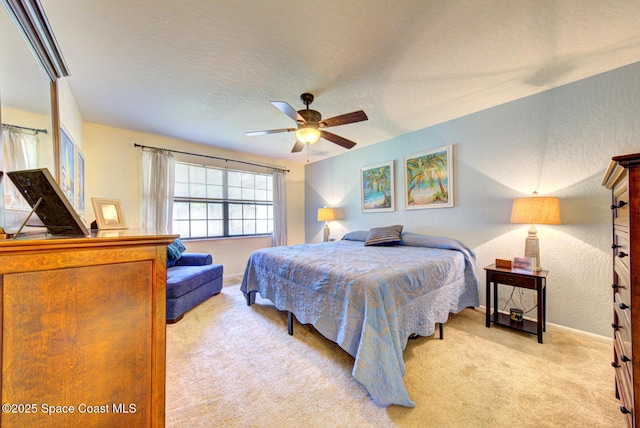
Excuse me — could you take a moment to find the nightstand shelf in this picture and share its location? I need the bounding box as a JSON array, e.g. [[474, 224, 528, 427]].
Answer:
[[489, 312, 540, 336], [484, 264, 548, 344]]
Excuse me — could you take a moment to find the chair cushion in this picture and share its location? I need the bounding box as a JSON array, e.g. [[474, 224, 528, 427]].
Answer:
[[166, 263, 223, 298]]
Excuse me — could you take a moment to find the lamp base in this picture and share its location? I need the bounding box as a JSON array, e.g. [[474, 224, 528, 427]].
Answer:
[[524, 225, 542, 271], [323, 224, 330, 242]]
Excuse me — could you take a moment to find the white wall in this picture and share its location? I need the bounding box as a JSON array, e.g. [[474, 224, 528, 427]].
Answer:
[[305, 61, 640, 337], [83, 122, 305, 276], [58, 78, 84, 156]]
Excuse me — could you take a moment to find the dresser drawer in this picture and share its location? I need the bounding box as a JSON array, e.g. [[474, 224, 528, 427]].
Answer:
[[615, 262, 631, 309], [614, 229, 630, 272], [615, 363, 634, 425], [615, 290, 632, 325], [487, 272, 535, 289], [614, 299, 632, 359], [614, 328, 633, 374], [613, 179, 629, 228]]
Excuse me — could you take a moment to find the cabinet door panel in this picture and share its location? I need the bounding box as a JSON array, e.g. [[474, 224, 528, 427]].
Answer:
[[1, 261, 153, 427]]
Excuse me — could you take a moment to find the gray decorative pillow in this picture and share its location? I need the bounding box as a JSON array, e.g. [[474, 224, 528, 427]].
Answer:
[[365, 225, 404, 246]]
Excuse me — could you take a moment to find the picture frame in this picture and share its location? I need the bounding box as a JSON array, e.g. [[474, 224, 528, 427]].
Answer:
[[91, 197, 127, 230], [59, 127, 75, 205], [404, 144, 453, 209], [76, 149, 85, 212], [361, 161, 395, 213], [513, 256, 535, 273]]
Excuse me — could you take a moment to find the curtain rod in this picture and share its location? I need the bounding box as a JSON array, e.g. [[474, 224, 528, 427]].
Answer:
[[2, 123, 48, 134], [133, 143, 289, 173]]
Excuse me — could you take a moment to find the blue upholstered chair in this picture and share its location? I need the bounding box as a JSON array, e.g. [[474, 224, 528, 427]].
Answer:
[[166, 253, 223, 323]]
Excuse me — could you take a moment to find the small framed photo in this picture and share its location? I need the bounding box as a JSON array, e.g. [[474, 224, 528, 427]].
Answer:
[[91, 197, 127, 230], [361, 161, 395, 213], [513, 256, 535, 272]]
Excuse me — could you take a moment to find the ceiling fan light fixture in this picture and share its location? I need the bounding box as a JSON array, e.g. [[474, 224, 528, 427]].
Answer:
[[296, 126, 320, 145], [247, 93, 367, 153]]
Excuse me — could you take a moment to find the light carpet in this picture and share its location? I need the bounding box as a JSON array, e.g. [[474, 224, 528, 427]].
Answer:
[[166, 284, 624, 427]]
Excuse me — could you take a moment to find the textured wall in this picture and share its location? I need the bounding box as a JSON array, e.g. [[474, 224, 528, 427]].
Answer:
[[305, 61, 640, 337]]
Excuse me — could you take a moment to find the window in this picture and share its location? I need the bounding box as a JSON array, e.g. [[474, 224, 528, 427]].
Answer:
[[173, 162, 273, 238]]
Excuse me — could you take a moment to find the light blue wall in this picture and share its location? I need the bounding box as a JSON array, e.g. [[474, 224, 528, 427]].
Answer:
[[305, 61, 640, 336]]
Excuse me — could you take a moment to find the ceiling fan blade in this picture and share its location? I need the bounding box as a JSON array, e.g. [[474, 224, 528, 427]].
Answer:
[[271, 101, 306, 123], [319, 110, 368, 128], [291, 140, 305, 153], [320, 131, 356, 149], [245, 128, 296, 136]]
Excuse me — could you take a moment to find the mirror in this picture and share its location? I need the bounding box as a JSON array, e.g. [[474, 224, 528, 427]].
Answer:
[[0, 3, 54, 164], [0, 1, 56, 229]]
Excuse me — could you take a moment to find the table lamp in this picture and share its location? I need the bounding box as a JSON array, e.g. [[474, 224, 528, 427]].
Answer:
[[317, 207, 335, 242], [510, 193, 561, 271]]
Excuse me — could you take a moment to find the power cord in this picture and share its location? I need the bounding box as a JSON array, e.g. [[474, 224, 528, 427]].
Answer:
[[501, 286, 537, 314]]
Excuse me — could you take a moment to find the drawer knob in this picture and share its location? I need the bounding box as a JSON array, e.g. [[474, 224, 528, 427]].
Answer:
[[611, 322, 619, 329], [618, 252, 628, 258], [619, 303, 630, 310], [612, 361, 620, 368], [612, 244, 621, 249], [612, 283, 619, 290], [621, 354, 631, 363], [621, 405, 632, 414], [611, 201, 628, 210]]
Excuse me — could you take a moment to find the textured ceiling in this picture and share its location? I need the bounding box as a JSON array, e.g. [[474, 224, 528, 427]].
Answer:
[[8, 0, 640, 164]]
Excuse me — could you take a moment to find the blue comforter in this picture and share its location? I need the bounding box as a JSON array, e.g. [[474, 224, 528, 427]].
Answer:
[[240, 233, 480, 407]]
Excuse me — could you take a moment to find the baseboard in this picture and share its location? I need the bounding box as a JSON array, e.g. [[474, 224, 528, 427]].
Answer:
[[476, 305, 611, 345], [546, 322, 612, 344]]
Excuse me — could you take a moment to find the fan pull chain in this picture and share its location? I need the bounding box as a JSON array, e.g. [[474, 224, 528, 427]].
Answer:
[[306, 143, 310, 163]]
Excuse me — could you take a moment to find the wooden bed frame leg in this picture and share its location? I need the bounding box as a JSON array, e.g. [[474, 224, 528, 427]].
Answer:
[[439, 323, 443, 340], [287, 311, 294, 335]]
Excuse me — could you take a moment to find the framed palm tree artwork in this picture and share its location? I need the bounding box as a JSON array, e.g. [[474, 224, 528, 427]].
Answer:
[[404, 145, 453, 209], [361, 161, 395, 213]]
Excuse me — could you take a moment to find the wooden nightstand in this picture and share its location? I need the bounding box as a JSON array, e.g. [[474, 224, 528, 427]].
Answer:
[[484, 264, 548, 344]]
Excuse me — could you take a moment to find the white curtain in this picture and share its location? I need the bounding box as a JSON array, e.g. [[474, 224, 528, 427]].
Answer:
[[272, 169, 287, 246], [1, 128, 38, 211], [142, 148, 175, 234]]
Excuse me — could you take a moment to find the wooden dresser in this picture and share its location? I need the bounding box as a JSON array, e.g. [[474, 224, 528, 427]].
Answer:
[[603, 153, 640, 426], [0, 231, 176, 427]]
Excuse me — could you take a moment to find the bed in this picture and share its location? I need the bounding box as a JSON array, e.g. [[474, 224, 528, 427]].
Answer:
[[240, 229, 480, 407]]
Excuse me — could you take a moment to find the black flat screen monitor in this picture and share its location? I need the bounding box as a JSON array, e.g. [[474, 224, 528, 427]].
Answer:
[[7, 168, 89, 236]]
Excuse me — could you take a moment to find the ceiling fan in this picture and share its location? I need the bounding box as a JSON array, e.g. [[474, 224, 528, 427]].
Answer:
[[246, 93, 368, 153]]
